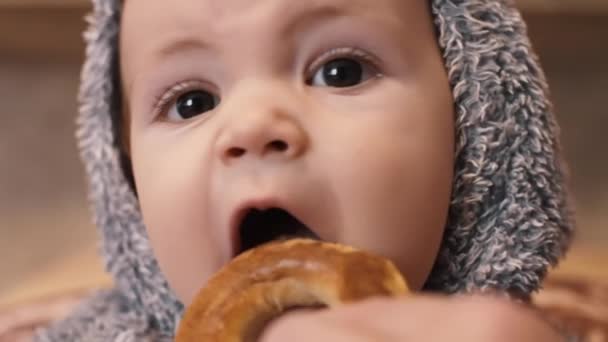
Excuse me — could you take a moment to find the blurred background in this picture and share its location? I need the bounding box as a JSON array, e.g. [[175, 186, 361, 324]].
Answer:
[[0, 0, 606, 308]]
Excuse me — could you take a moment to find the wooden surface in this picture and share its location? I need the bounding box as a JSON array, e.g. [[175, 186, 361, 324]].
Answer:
[[0, 242, 112, 309], [0, 0, 89, 9]]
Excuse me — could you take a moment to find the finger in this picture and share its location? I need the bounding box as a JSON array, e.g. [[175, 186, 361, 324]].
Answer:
[[365, 295, 563, 342], [260, 307, 401, 342], [331, 295, 447, 335]]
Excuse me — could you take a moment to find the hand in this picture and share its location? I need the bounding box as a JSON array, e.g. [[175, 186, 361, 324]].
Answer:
[[260, 295, 564, 342]]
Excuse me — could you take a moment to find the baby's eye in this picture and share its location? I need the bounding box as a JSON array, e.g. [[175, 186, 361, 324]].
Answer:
[[309, 57, 377, 88], [166, 90, 220, 121]]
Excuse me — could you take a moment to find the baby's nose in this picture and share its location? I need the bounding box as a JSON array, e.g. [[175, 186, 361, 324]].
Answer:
[[216, 110, 308, 164]]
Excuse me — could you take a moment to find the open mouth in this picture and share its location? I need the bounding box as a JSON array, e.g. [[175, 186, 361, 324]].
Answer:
[[236, 207, 320, 255]]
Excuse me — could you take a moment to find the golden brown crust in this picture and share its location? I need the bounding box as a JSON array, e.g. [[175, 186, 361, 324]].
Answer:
[[175, 239, 409, 342]]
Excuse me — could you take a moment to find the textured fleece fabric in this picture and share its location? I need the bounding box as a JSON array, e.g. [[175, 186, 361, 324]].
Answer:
[[35, 0, 574, 340]]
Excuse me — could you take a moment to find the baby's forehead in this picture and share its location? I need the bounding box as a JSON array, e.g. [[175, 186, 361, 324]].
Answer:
[[122, 0, 421, 52], [186, 0, 373, 18], [123, 0, 411, 33]]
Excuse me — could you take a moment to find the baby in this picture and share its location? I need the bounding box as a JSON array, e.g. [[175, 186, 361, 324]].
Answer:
[[37, 0, 573, 341]]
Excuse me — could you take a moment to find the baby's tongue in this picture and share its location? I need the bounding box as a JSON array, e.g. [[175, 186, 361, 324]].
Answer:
[[275, 224, 319, 241]]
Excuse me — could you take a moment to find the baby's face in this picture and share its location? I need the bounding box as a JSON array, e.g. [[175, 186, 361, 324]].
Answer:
[[121, 0, 454, 304]]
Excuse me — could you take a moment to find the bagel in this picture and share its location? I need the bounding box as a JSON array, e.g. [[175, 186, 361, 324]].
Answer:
[[176, 238, 409, 342]]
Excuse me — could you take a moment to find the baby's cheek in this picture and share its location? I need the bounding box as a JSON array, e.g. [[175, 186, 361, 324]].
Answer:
[[341, 121, 449, 286], [132, 151, 222, 304], [145, 208, 222, 304]]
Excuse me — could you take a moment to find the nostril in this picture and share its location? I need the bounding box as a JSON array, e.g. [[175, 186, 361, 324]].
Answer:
[[225, 140, 290, 159], [268, 140, 288, 152], [227, 147, 246, 158]]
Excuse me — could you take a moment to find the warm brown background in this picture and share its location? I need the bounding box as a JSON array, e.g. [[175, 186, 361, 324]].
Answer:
[[0, 1, 607, 308]]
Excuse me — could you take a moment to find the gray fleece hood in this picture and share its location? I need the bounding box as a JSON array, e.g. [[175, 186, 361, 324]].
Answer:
[[37, 0, 574, 340]]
